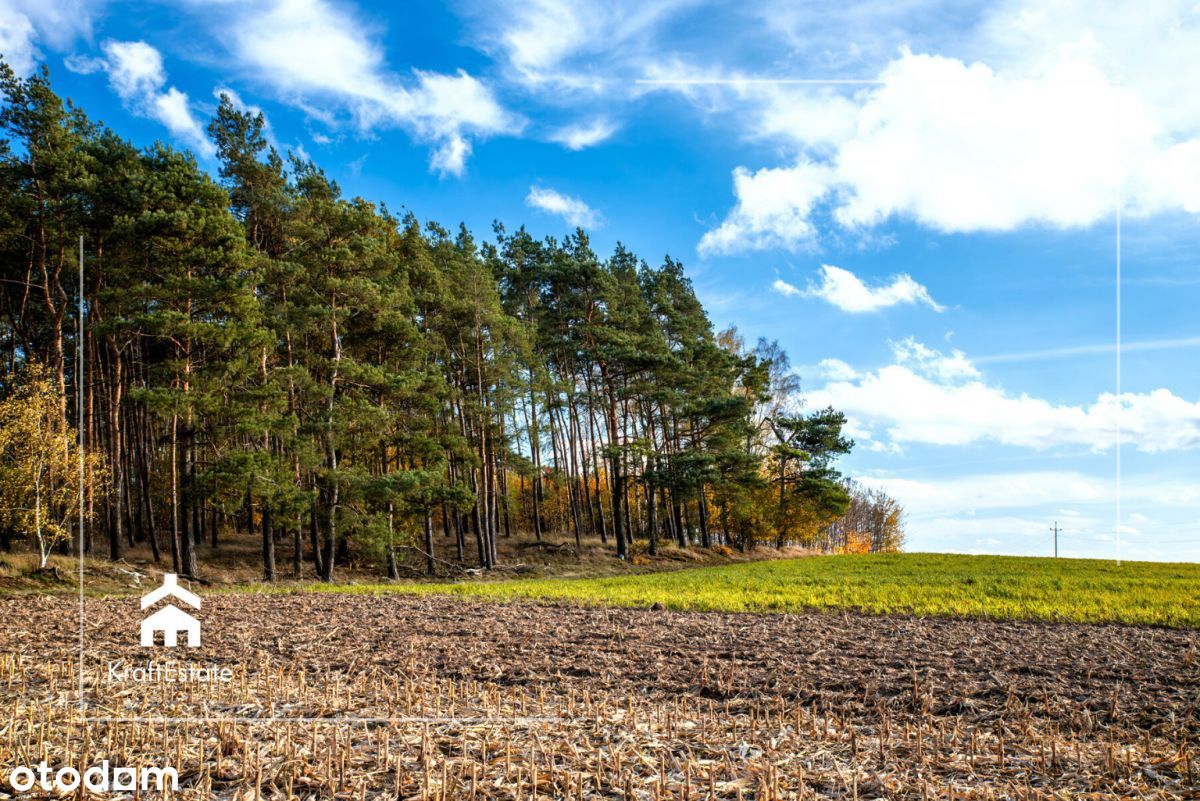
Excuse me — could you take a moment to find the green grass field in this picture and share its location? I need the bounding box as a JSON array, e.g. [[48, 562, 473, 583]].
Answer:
[[293, 553, 1200, 628]]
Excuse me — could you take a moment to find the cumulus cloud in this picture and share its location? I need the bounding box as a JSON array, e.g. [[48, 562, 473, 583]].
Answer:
[[698, 159, 833, 254], [101, 40, 165, 100], [783, 264, 944, 313], [805, 339, 1200, 453], [525, 186, 601, 228], [67, 40, 214, 158], [829, 51, 1184, 231], [183, 0, 520, 176], [692, 2, 1200, 252], [890, 337, 976, 380], [815, 358, 858, 381]]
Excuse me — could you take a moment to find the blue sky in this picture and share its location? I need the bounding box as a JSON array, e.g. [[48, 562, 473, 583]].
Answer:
[[4, 0, 1199, 560]]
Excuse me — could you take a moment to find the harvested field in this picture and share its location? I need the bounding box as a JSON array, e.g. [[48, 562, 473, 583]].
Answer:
[[2, 593, 1198, 799]]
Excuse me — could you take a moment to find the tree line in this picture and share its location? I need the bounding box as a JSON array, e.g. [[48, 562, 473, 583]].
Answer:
[[0, 65, 903, 581]]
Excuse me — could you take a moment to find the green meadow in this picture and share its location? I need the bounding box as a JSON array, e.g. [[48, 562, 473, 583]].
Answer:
[[293, 553, 1200, 628]]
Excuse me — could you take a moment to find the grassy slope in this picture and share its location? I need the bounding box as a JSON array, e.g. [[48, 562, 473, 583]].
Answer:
[[290, 553, 1200, 628], [1, 536, 796, 597]]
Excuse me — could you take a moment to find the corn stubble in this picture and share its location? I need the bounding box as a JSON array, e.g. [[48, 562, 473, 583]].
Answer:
[[2, 594, 1197, 799]]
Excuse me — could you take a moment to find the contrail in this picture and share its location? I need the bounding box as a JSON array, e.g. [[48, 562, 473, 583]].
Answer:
[[975, 336, 1200, 365]]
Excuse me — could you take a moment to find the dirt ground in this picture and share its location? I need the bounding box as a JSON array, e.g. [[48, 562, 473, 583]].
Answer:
[[0, 532, 806, 597], [2, 593, 1198, 799]]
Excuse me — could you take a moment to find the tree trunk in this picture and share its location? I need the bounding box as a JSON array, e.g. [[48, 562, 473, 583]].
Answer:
[[261, 501, 275, 581], [673, 493, 685, 548], [138, 407, 160, 563], [292, 515, 303, 579], [168, 414, 181, 573], [525, 385, 543, 541], [646, 470, 658, 556], [181, 440, 198, 577], [321, 479, 337, 582], [603, 380, 626, 560], [107, 346, 123, 560], [321, 292, 342, 583], [309, 504, 324, 578], [424, 512, 435, 575]]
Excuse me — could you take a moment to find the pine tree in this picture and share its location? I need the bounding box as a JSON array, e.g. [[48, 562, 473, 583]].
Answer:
[[0, 65, 879, 577]]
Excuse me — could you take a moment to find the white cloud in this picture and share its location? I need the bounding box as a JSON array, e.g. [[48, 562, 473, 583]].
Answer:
[[493, 0, 597, 88], [430, 134, 470, 177], [828, 51, 1148, 232], [815, 358, 858, 381], [466, 0, 695, 92], [861, 470, 1200, 525], [976, 1, 1200, 136], [525, 186, 601, 228], [890, 337, 977, 380], [186, 0, 520, 176], [800, 264, 944, 313], [752, 85, 861, 147], [0, 0, 94, 75], [152, 88, 212, 155], [694, 2, 1200, 251], [639, 62, 864, 147], [859, 468, 1200, 559], [860, 472, 1107, 517], [806, 339, 1200, 453], [67, 40, 215, 159], [698, 159, 833, 254], [771, 279, 802, 298], [0, 4, 37, 75], [548, 119, 617, 150], [102, 40, 165, 101], [753, 0, 973, 76]]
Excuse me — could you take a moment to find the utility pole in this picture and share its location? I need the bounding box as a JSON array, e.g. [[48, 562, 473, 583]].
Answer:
[[1051, 521, 1060, 558]]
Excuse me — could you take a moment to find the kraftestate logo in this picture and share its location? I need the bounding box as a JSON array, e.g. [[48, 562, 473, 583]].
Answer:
[[140, 573, 201, 647]]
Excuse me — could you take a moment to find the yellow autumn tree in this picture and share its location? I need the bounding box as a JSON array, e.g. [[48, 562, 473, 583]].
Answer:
[[820, 480, 906, 554], [0, 363, 103, 567]]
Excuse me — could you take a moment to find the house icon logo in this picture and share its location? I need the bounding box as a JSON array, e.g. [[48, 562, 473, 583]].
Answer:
[[140, 574, 201, 647]]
